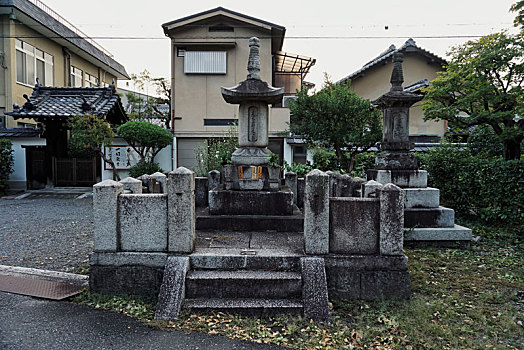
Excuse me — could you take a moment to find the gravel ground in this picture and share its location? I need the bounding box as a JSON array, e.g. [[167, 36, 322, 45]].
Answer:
[[0, 196, 93, 273]]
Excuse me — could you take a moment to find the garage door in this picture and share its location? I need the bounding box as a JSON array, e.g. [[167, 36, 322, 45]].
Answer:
[[177, 138, 205, 171]]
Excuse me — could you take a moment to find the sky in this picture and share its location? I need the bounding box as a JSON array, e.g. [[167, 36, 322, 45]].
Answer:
[[41, 0, 520, 95]]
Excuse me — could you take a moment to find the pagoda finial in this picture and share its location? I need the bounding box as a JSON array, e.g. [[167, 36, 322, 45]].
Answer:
[[390, 52, 404, 91], [247, 37, 261, 80]]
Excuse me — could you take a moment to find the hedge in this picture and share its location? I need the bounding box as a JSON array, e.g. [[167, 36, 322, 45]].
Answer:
[[0, 139, 14, 194]]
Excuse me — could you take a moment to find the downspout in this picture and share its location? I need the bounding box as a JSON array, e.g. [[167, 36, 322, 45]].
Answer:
[[62, 47, 71, 86]]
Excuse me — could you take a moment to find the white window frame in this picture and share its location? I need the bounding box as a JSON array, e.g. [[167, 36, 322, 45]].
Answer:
[[71, 66, 83, 87], [184, 51, 227, 74], [15, 39, 53, 86], [85, 72, 99, 87]]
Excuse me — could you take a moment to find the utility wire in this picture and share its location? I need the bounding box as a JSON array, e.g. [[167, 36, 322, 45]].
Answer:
[[2, 35, 490, 40]]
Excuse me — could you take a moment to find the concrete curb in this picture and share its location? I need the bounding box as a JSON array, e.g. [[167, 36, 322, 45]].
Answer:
[[0, 265, 89, 287]]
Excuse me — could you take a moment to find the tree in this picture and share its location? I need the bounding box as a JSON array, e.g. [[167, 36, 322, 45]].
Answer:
[[68, 115, 120, 180], [126, 70, 171, 129], [117, 121, 173, 166], [289, 78, 382, 172], [422, 31, 524, 160], [0, 139, 14, 193], [511, 0, 524, 28]]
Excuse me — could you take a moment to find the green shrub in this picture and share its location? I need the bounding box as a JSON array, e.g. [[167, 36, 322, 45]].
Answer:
[[467, 125, 504, 158], [312, 148, 339, 171], [0, 139, 14, 194], [128, 161, 163, 178], [283, 161, 313, 178], [194, 126, 238, 177], [421, 144, 524, 226]]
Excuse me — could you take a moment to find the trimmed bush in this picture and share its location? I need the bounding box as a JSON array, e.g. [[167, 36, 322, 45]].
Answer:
[[128, 161, 163, 178], [0, 139, 14, 194], [419, 144, 523, 226]]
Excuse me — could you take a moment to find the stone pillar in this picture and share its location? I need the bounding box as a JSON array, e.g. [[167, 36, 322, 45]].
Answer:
[[285, 171, 298, 205], [167, 167, 195, 253], [208, 170, 220, 191], [378, 183, 405, 255], [137, 174, 152, 193], [119, 177, 142, 194], [151, 172, 167, 193], [304, 170, 330, 254], [349, 177, 366, 197], [362, 180, 383, 198], [93, 180, 123, 252]]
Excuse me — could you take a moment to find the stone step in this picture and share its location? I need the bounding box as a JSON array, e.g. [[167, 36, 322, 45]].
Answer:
[[404, 224, 473, 248], [196, 212, 304, 232], [404, 187, 440, 208], [404, 206, 454, 228], [185, 270, 302, 299], [183, 298, 303, 317], [189, 252, 302, 271]]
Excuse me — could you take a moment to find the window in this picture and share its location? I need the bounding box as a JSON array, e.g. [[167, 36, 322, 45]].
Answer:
[[184, 51, 227, 74], [15, 39, 53, 86], [203, 119, 237, 126], [71, 66, 83, 87], [85, 72, 99, 87]]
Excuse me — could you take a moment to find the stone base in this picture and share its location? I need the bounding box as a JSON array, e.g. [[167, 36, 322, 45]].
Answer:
[[404, 206, 455, 228], [324, 255, 411, 300], [404, 224, 472, 247], [231, 147, 270, 165], [209, 186, 294, 215], [404, 187, 439, 208], [223, 164, 281, 191], [375, 151, 419, 170], [367, 169, 427, 188]]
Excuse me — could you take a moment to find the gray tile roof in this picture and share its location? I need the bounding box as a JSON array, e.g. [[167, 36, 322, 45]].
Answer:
[[0, 127, 42, 138], [336, 39, 447, 85], [5, 84, 127, 124], [404, 79, 430, 93]]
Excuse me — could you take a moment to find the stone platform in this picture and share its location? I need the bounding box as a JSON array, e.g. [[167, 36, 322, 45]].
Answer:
[[209, 185, 294, 215]]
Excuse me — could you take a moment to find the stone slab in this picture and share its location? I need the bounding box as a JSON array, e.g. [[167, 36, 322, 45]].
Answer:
[[404, 187, 439, 208], [118, 194, 168, 252], [194, 177, 208, 207], [154, 256, 190, 321], [93, 180, 123, 252], [360, 271, 411, 300], [378, 183, 405, 256], [196, 211, 304, 232], [209, 232, 250, 248], [89, 252, 168, 267], [301, 257, 330, 323], [89, 265, 164, 297], [404, 207, 455, 228], [323, 255, 409, 271], [304, 170, 330, 254], [189, 253, 301, 271], [404, 224, 472, 241], [208, 187, 293, 215], [367, 169, 427, 188], [249, 232, 290, 249], [329, 198, 380, 254], [325, 268, 360, 300], [183, 298, 303, 317]]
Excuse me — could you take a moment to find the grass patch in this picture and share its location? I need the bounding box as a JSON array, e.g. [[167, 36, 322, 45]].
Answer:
[[73, 218, 523, 349]]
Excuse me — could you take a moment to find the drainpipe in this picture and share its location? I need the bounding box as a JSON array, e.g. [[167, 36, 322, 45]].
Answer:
[[62, 47, 71, 86]]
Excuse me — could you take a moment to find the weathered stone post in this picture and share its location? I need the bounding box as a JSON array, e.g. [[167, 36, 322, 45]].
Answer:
[[93, 180, 123, 252], [304, 170, 330, 254], [151, 172, 167, 193], [285, 171, 298, 205], [362, 180, 384, 198], [119, 177, 142, 194], [167, 167, 195, 253], [208, 170, 220, 191], [378, 183, 405, 255]]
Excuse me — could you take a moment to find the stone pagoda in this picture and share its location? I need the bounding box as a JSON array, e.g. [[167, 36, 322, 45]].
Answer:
[[208, 37, 294, 215], [368, 53, 472, 247]]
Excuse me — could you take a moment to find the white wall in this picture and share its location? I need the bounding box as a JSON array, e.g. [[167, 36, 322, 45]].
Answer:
[[101, 137, 176, 181], [7, 137, 46, 190]]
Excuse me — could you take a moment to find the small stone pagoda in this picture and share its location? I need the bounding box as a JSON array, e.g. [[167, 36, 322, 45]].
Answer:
[[208, 37, 294, 215]]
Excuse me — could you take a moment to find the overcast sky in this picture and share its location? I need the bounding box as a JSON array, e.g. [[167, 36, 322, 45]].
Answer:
[[42, 0, 520, 94]]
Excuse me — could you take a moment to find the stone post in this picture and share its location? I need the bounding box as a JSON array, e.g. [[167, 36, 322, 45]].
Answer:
[[304, 170, 330, 254], [119, 177, 142, 194], [151, 172, 167, 193], [378, 183, 405, 255], [208, 170, 220, 191], [93, 180, 123, 252], [362, 180, 383, 198], [167, 167, 195, 253], [137, 174, 152, 193], [285, 172, 298, 205]]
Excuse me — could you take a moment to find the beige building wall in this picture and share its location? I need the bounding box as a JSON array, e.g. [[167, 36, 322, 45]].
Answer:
[[1, 19, 117, 128], [349, 54, 446, 138]]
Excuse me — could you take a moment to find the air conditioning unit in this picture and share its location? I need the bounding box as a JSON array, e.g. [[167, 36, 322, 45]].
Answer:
[[282, 96, 297, 108]]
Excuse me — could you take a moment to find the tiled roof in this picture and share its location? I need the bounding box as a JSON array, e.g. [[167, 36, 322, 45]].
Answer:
[[336, 39, 447, 85], [404, 79, 430, 93], [5, 84, 127, 124], [0, 127, 42, 138]]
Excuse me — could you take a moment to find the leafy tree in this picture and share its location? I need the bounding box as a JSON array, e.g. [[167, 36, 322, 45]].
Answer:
[[68, 115, 120, 180], [117, 121, 173, 166], [126, 70, 171, 128], [289, 78, 382, 172], [422, 31, 524, 160], [511, 0, 524, 28], [194, 125, 238, 176], [0, 139, 14, 193]]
